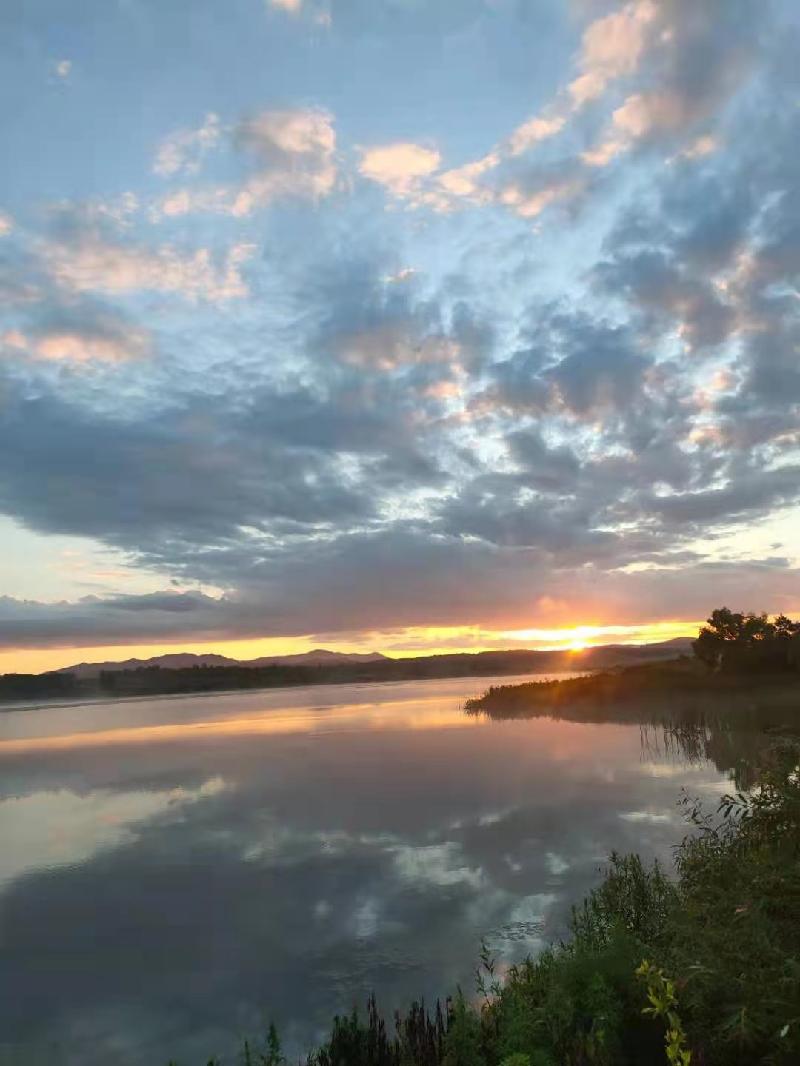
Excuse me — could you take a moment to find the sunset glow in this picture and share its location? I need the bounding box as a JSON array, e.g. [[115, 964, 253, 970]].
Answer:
[[0, 0, 798, 672], [0, 621, 702, 675]]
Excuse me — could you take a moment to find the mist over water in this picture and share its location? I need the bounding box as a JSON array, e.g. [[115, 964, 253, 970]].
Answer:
[[0, 676, 743, 1065]]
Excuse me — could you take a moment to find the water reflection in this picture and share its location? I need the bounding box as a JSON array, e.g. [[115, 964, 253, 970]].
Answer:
[[0, 675, 746, 1066]]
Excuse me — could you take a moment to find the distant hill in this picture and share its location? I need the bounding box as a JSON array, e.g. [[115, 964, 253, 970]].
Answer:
[[577, 637, 693, 666], [57, 648, 388, 680], [246, 649, 388, 668], [54, 642, 686, 680], [0, 638, 695, 705]]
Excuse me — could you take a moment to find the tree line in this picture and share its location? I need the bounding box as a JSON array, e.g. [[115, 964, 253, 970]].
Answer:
[[692, 607, 800, 673]]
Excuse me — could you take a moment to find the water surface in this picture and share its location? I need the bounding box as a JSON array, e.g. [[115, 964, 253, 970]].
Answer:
[[0, 675, 739, 1065]]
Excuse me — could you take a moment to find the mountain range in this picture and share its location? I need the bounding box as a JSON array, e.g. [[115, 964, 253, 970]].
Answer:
[[54, 641, 692, 679], [56, 648, 389, 679]]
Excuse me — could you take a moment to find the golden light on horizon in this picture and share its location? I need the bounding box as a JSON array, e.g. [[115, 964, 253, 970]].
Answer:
[[0, 619, 704, 676], [498, 620, 699, 651]]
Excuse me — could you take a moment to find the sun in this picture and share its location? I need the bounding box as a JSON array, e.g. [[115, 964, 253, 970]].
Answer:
[[568, 639, 587, 653]]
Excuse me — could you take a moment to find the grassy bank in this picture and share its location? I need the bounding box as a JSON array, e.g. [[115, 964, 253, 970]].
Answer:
[[175, 741, 800, 1066], [464, 658, 800, 727]]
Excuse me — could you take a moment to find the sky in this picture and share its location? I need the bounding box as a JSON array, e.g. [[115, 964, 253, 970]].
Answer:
[[1, 0, 799, 673]]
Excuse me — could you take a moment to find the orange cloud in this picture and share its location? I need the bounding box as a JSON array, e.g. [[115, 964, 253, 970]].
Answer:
[[499, 176, 585, 219], [359, 142, 442, 199], [39, 329, 150, 364], [568, 0, 657, 106], [45, 236, 255, 302], [153, 108, 337, 218], [508, 115, 566, 156]]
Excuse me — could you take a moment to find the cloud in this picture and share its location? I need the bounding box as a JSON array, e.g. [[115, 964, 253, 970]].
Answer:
[[0, 212, 12, 236], [42, 231, 255, 302], [643, 465, 800, 526], [3, 315, 151, 366], [479, 311, 652, 424], [370, 0, 761, 223], [1, 550, 797, 651], [154, 107, 337, 217], [358, 142, 442, 199], [5, 330, 144, 366], [436, 153, 499, 205], [508, 115, 566, 157], [54, 59, 72, 80], [581, 0, 759, 165], [267, 0, 302, 11], [567, 0, 657, 106], [153, 113, 221, 177], [369, 0, 658, 215], [335, 325, 459, 372], [498, 171, 585, 220], [236, 107, 335, 161]]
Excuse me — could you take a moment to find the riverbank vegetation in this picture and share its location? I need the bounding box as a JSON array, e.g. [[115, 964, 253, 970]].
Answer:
[[464, 609, 800, 727], [179, 740, 800, 1066]]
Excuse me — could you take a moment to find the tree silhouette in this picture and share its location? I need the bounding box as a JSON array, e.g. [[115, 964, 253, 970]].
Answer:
[[693, 607, 800, 673]]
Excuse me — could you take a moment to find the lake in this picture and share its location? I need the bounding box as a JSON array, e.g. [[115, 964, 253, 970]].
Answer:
[[0, 674, 741, 1065]]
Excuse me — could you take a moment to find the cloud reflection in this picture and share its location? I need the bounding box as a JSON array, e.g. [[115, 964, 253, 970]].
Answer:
[[0, 679, 731, 1064]]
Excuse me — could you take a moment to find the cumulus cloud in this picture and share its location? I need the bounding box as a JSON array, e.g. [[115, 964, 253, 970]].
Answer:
[[498, 172, 585, 220], [581, 0, 759, 165], [42, 231, 255, 302], [370, 0, 761, 223], [353, 0, 658, 216], [567, 0, 657, 106], [3, 309, 151, 366], [508, 115, 566, 157], [358, 142, 442, 199], [4, 328, 148, 366], [436, 153, 499, 205], [154, 107, 337, 217], [153, 113, 221, 177], [236, 107, 334, 161]]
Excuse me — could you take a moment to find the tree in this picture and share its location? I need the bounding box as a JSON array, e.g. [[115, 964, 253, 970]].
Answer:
[[692, 607, 800, 673]]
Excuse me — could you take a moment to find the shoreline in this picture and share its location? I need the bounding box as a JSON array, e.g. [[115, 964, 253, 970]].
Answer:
[[0, 667, 590, 716], [464, 660, 800, 729]]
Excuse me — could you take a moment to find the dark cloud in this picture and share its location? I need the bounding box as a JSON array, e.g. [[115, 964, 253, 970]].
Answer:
[[633, 0, 761, 140], [593, 248, 735, 350], [0, 377, 376, 549], [641, 464, 800, 526], [480, 312, 649, 419]]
